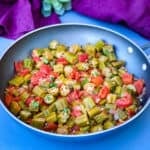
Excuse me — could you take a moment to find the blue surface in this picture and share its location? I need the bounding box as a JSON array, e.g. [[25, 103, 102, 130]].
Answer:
[[0, 11, 150, 150]]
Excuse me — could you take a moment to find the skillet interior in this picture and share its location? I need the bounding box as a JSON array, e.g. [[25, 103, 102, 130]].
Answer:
[[0, 24, 150, 122]]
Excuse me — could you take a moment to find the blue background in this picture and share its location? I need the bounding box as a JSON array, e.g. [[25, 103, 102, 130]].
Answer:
[[0, 11, 150, 150]]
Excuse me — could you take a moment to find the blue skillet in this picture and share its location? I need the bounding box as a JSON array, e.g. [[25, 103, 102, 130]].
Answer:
[[0, 23, 150, 138]]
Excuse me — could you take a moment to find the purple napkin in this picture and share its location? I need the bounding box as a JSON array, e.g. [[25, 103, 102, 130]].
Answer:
[[0, 0, 60, 39], [72, 0, 150, 39]]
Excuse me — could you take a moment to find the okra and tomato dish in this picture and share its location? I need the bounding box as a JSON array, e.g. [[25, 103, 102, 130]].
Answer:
[[4, 40, 145, 135]]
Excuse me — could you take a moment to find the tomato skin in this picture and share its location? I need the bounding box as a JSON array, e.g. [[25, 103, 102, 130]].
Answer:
[[122, 72, 133, 84], [134, 79, 144, 95], [98, 86, 110, 99], [44, 122, 58, 131], [116, 93, 133, 108], [18, 68, 30, 76], [78, 53, 88, 62], [40, 64, 52, 75], [57, 57, 68, 65], [71, 106, 82, 117], [92, 94, 101, 104], [5, 94, 13, 106], [25, 97, 34, 106], [31, 71, 44, 85], [91, 76, 103, 86], [67, 90, 80, 103], [35, 97, 43, 104], [14, 61, 23, 72], [70, 69, 81, 81], [32, 56, 41, 63]]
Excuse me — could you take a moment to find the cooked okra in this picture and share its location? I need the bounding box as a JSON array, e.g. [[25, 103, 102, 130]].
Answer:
[[5, 40, 144, 135]]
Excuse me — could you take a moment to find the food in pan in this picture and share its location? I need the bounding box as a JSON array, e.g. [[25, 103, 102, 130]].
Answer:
[[4, 40, 145, 134]]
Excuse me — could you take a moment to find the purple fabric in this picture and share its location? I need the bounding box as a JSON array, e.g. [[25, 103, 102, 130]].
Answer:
[[72, 0, 150, 39], [0, 0, 60, 39]]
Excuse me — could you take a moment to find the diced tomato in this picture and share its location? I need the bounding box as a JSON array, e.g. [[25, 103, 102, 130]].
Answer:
[[31, 71, 46, 85], [127, 109, 136, 117], [51, 71, 59, 78], [78, 53, 88, 62], [26, 118, 32, 124], [71, 106, 82, 117], [35, 97, 43, 104], [18, 68, 30, 76], [71, 125, 80, 134], [5, 94, 13, 106], [25, 97, 34, 106], [14, 96, 20, 102], [14, 61, 23, 72], [32, 56, 41, 63], [56, 57, 68, 65], [70, 69, 81, 81], [98, 86, 110, 99], [91, 76, 103, 86], [134, 79, 144, 95], [121, 72, 133, 84], [92, 94, 101, 104], [44, 122, 58, 131], [67, 90, 80, 103], [40, 64, 52, 75], [116, 93, 133, 108]]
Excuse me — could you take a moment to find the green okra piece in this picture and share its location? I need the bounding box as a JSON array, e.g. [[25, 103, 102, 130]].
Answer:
[[31, 118, 46, 129], [23, 58, 33, 70], [115, 86, 122, 95], [46, 112, 57, 123], [84, 44, 96, 57], [55, 98, 68, 112], [83, 97, 95, 110], [90, 124, 103, 133], [94, 111, 109, 124], [112, 60, 125, 68], [87, 106, 100, 118], [106, 93, 117, 103], [58, 108, 70, 124], [75, 114, 89, 127], [10, 101, 21, 115], [95, 40, 105, 51], [65, 52, 77, 64], [20, 110, 32, 120], [32, 86, 46, 97], [9, 76, 24, 87], [103, 120, 114, 130]]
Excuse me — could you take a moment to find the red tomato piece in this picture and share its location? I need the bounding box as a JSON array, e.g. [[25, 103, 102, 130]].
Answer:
[[116, 93, 133, 108], [14, 61, 23, 72], [134, 79, 144, 95], [44, 122, 58, 131], [31, 71, 45, 85], [35, 97, 43, 104], [18, 68, 30, 76], [25, 97, 34, 106], [91, 76, 104, 86], [98, 86, 110, 99], [121, 72, 133, 84], [32, 56, 41, 63], [71, 125, 80, 134], [51, 71, 59, 78], [56, 57, 68, 65], [67, 90, 80, 103], [92, 94, 101, 104], [40, 64, 52, 75], [71, 106, 82, 117], [78, 53, 88, 62], [5, 94, 13, 106], [70, 69, 81, 81]]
